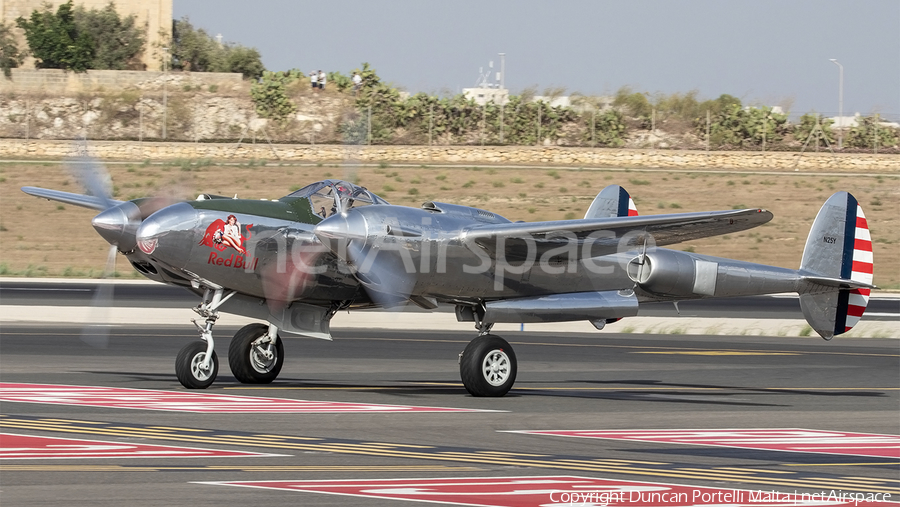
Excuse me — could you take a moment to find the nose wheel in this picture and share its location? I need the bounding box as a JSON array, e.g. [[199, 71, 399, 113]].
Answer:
[[176, 341, 219, 389]]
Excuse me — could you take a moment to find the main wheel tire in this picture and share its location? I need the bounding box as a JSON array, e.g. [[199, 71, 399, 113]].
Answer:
[[228, 323, 284, 384], [175, 340, 218, 389], [459, 334, 517, 397]]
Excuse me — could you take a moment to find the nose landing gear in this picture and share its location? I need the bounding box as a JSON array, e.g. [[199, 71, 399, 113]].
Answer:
[[174, 287, 235, 389]]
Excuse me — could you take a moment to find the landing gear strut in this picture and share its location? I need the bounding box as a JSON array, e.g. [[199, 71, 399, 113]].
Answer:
[[175, 287, 235, 389], [458, 314, 518, 397]]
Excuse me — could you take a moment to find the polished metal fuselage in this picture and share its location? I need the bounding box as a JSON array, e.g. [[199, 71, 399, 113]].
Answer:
[[132, 199, 802, 310]]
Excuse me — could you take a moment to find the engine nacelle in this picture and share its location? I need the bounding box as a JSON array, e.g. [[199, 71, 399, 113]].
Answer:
[[475, 290, 639, 324], [627, 249, 716, 297]]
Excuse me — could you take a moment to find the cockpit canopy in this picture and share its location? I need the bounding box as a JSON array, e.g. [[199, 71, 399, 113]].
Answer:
[[284, 179, 389, 218]]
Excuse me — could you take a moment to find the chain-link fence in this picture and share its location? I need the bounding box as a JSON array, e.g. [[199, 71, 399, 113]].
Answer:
[[2, 76, 898, 154]]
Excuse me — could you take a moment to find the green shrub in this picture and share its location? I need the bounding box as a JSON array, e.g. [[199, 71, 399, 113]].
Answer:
[[847, 114, 899, 149]]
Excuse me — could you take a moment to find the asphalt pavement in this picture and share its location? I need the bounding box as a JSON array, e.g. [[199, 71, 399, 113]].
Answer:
[[0, 323, 898, 506]]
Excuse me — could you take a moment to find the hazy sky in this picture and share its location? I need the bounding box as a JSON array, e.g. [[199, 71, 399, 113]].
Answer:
[[173, 0, 900, 120]]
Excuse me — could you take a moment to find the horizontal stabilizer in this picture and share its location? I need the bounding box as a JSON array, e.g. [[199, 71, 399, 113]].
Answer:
[[801, 275, 876, 290]]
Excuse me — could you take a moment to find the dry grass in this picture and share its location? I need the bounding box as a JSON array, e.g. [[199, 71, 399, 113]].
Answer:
[[1, 161, 897, 287]]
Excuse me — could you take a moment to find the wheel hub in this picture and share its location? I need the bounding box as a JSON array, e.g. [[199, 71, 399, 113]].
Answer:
[[190, 353, 212, 380], [481, 349, 510, 386], [250, 342, 276, 373]]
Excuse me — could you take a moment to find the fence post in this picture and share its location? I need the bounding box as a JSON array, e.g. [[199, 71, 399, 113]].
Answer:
[[367, 105, 372, 145], [705, 110, 710, 153], [429, 103, 433, 146], [139, 97, 143, 143], [591, 109, 596, 147], [499, 102, 504, 144], [874, 119, 878, 154], [815, 114, 820, 153], [481, 102, 486, 146], [537, 105, 541, 146], [193, 104, 198, 143], [162, 77, 167, 140]]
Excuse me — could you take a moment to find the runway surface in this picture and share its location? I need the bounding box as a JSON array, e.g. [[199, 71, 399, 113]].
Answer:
[[0, 324, 897, 506]]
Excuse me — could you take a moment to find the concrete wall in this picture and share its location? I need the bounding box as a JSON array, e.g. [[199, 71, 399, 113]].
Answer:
[[0, 139, 896, 172], [2, 0, 173, 71], [0, 77, 334, 142], [0, 68, 244, 93]]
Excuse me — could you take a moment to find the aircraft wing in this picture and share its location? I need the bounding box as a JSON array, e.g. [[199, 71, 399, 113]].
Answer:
[[462, 208, 773, 260], [21, 186, 122, 211]]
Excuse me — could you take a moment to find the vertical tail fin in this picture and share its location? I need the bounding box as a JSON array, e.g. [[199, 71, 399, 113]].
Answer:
[[584, 185, 638, 219], [799, 192, 874, 339], [584, 185, 638, 326]]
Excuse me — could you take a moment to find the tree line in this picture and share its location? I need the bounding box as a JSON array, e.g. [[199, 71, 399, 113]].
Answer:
[[2, 2, 895, 150], [249, 65, 897, 150], [1, 1, 263, 78]]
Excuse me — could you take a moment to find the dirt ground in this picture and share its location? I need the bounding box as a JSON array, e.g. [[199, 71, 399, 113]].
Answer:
[[1, 160, 897, 288]]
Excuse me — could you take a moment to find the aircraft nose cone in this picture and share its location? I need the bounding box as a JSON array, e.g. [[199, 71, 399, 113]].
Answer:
[[92, 201, 142, 251], [314, 210, 368, 256], [135, 202, 199, 260]]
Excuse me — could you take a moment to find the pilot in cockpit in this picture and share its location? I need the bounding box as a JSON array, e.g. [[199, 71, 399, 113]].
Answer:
[[335, 185, 355, 212]]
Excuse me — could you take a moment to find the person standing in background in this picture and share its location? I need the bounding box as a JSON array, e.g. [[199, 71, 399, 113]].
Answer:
[[352, 72, 363, 95]]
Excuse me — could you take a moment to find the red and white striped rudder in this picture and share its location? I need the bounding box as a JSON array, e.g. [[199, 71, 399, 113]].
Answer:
[[799, 192, 875, 339], [844, 203, 873, 332]]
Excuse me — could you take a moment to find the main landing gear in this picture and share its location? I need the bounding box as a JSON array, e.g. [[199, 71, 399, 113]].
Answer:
[[228, 323, 284, 384], [174, 288, 285, 389], [458, 321, 518, 397]]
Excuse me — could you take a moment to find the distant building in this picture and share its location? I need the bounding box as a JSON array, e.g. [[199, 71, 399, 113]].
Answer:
[[532, 95, 571, 108], [463, 87, 509, 106], [828, 113, 900, 129], [463, 88, 613, 111], [1, 0, 173, 71], [534, 95, 613, 112], [744, 105, 784, 115]]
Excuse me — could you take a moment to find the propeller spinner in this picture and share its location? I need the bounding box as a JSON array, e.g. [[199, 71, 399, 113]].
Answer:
[[91, 201, 143, 252]]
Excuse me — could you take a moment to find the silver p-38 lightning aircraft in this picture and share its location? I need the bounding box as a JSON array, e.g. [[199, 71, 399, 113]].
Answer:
[[23, 172, 875, 396]]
